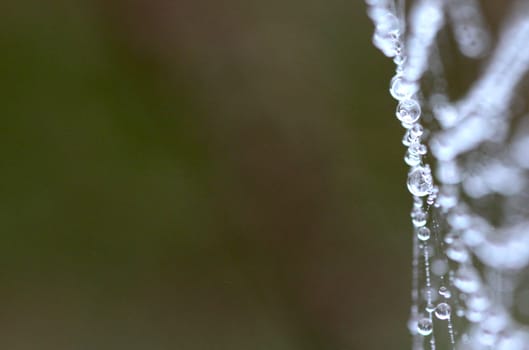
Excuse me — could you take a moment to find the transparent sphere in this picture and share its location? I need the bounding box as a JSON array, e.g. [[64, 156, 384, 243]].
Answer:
[[390, 75, 418, 100], [439, 286, 451, 299], [426, 303, 436, 313], [410, 123, 424, 137], [417, 318, 433, 336], [417, 227, 431, 241], [411, 208, 428, 227], [405, 150, 422, 166], [435, 302, 452, 320], [396, 99, 422, 124], [407, 166, 434, 197], [446, 239, 470, 263]]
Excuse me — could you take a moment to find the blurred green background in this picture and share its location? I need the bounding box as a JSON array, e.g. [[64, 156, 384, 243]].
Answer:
[[0, 0, 412, 349]]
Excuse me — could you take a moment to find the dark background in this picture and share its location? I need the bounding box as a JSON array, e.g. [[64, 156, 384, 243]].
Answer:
[[0, 0, 412, 349]]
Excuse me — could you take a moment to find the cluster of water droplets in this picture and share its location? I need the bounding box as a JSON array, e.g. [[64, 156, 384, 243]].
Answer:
[[366, 0, 529, 349]]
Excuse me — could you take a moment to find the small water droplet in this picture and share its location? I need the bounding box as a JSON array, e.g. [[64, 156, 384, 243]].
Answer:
[[404, 150, 422, 167], [410, 123, 424, 137], [426, 303, 436, 313], [396, 99, 422, 124], [390, 75, 418, 100], [411, 208, 428, 227], [444, 232, 456, 244], [437, 186, 458, 210], [454, 265, 481, 293], [439, 286, 451, 298], [417, 227, 431, 241], [446, 239, 470, 263], [432, 260, 449, 276], [407, 166, 434, 197], [466, 291, 490, 311], [393, 54, 406, 65], [374, 12, 400, 35], [417, 318, 433, 336], [435, 302, 451, 320], [407, 315, 419, 334], [409, 142, 427, 156]]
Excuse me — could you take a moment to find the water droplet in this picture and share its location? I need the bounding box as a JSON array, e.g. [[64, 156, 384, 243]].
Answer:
[[417, 318, 433, 336], [432, 260, 449, 276], [410, 123, 424, 137], [446, 239, 470, 263], [372, 31, 401, 57], [393, 54, 406, 66], [396, 99, 422, 124], [435, 302, 451, 320], [411, 208, 428, 227], [407, 315, 419, 334], [477, 328, 498, 346], [404, 149, 422, 166], [407, 166, 434, 197], [409, 142, 427, 156], [448, 207, 471, 229], [444, 232, 456, 244], [417, 227, 431, 241], [426, 303, 436, 313], [422, 286, 437, 302], [437, 186, 458, 210], [374, 12, 400, 35], [402, 129, 413, 147], [436, 160, 461, 185], [454, 265, 481, 293], [466, 309, 485, 322], [466, 291, 490, 311], [439, 286, 451, 298], [390, 75, 418, 100]]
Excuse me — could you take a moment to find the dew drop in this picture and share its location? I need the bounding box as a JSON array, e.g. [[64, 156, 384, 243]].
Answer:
[[446, 239, 470, 263], [390, 75, 418, 100], [404, 150, 422, 167], [396, 99, 422, 124], [454, 265, 481, 293], [432, 260, 449, 276], [417, 227, 431, 241], [407, 315, 419, 334], [426, 303, 436, 313], [407, 166, 434, 197], [466, 291, 490, 312], [374, 12, 400, 35], [411, 208, 428, 227], [409, 142, 427, 156], [417, 318, 433, 336], [435, 302, 451, 320], [410, 123, 424, 137], [439, 286, 451, 299]]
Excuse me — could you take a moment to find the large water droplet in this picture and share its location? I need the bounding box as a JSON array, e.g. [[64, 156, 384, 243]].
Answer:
[[396, 99, 422, 124], [407, 166, 434, 197], [435, 302, 451, 320], [417, 318, 433, 336]]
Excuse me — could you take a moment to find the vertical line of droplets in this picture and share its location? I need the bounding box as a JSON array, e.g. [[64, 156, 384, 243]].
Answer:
[[365, 1, 454, 349]]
